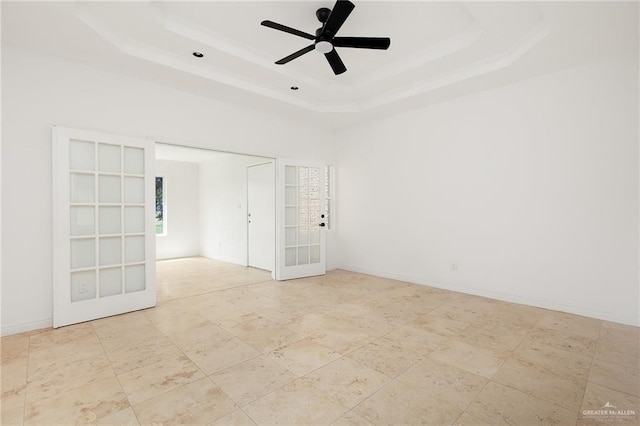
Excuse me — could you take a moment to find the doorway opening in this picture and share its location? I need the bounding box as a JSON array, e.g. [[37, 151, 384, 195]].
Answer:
[[154, 143, 275, 302]]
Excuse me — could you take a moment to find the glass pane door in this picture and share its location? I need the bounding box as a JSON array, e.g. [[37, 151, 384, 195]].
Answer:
[[276, 160, 326, 280], [53, 127, 156, 327]]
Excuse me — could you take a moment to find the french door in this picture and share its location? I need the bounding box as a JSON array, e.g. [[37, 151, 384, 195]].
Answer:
[[275, 159, 326, 280], [52, 127, 156, 328]]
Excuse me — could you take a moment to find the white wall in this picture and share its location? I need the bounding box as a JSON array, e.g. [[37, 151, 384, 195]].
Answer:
[[336, 54, 639, 326], [3, 43, 637, 336], [199, 156, 269, 266], [155, 160, 200, 260], [1, 46, 333, 336]]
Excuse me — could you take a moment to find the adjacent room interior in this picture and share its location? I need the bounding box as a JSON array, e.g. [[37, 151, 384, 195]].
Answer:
[[1, 1, 638, 425], [154, 143, 276, 301]]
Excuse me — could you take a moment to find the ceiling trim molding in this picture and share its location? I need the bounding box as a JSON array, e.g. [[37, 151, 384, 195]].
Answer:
[[151, 2, 487, 94], [150, 2, 326, 90], [361, 18, 551, 111], [73, 3, 319, 110], [72, 2, 549, 113], [353, 22, 483, 89]]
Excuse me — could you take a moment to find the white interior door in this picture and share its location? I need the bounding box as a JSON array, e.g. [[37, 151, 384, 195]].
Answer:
[[276, 159, 326, 280], [52, 127, 156, 328], [247, 161, 275, 272]]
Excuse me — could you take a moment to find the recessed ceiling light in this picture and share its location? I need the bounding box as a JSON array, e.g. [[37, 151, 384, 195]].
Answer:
[[290, 86, 299, 91], [192, 52, 204, 58]]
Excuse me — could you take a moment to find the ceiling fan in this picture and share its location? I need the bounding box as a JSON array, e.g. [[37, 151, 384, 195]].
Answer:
[[261, 0, 391, 75]]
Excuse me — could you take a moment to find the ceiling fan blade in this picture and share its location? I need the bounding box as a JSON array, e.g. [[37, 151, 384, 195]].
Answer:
[[261, 20, 315, 40], [275, 44, 315, 64], [325, 49, 347, 75], [332, 37, 390, 50], [321, 0, 355, 38]]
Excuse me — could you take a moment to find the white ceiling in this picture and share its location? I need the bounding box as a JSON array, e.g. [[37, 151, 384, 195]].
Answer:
[[2, 1, 637, 127]]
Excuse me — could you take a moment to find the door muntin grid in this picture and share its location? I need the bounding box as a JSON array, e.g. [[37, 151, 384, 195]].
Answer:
[[69, 139, 146, 302], [284, 165, 322, 267]]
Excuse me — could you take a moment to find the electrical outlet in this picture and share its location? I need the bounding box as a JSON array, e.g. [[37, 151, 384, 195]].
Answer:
[[451, 261, 458, 272]]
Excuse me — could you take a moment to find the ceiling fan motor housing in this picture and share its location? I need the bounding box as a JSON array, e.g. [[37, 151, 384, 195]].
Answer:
[[315, 8, 334, 53], [316, 8, 331, 23]]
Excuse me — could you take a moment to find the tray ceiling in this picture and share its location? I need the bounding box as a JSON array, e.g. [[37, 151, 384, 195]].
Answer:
[[2, 1, 637, 123]]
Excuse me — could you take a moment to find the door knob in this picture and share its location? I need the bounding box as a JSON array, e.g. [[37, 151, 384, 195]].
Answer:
[[319, 223, 326, 227]]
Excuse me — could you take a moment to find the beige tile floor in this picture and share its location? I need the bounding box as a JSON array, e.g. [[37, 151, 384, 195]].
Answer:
[[2, 257, 639, 425]]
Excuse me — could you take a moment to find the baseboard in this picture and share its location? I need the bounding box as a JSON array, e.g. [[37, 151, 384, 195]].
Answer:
[[338, 264, 639, 327], [2, 317, 52, 337], [5, 265, 631, 336], [201, 254, 247, 267], [156, 255, 201, 261]]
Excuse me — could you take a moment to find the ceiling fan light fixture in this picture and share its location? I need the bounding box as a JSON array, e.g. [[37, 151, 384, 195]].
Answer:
[[315, 41, 333, 54]]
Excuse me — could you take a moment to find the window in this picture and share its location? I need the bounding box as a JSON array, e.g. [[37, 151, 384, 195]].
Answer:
[[324, 165, 334, 230], [155, 177, 166, 235]]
